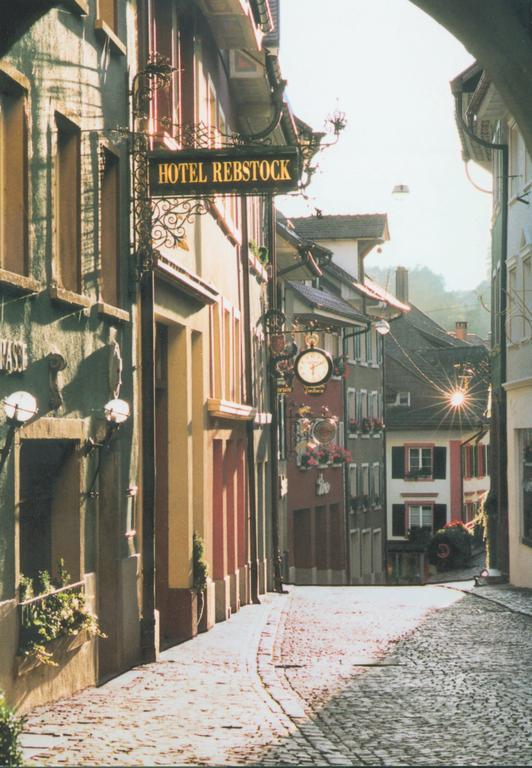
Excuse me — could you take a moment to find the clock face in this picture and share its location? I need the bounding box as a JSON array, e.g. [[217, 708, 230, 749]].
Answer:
[[294, 348, 333, 386]]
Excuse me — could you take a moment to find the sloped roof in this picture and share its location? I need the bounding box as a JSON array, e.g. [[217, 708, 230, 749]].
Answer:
[[358, 277, 410, 313], [385, 305, 490, 430], [287, 214, 389, 242], [323, 261, 410, 313], [287, 281, 367, 323]]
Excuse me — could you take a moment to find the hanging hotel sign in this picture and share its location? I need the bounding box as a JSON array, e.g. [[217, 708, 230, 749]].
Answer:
[[148, 146, 300, 197]]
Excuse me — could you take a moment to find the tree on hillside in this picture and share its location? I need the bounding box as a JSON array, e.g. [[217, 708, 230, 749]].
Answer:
[[366, 265, 491, 340]]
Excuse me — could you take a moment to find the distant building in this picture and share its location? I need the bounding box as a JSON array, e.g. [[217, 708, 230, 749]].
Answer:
[[275, 212, 408, 585], [384, 272, 490, 583]]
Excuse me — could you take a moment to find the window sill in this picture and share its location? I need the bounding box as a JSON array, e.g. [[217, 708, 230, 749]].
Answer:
[[49, 284, 92, 309], [0, 269, 41, 295], [64, 0, 89, 13], [404, 476, 433, 482], [94, 19, 127, 56], [207, 398, 256, 421], [96, 302, 130, 322]]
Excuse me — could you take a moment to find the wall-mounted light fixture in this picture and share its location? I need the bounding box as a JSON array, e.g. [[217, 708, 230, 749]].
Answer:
[[0, 391, 38, 474], [85, 398, 130, 498], [373, 319, 391, 336]]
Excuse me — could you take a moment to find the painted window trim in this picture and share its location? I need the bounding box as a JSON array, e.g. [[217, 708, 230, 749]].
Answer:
[[404, 443, 434, 481], [406, 501, 435, 532]]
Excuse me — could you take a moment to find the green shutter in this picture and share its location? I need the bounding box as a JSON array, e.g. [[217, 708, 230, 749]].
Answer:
[[392, 504, 406, 536], [433, 447, 446, 479], [391, 447, 405, 478]]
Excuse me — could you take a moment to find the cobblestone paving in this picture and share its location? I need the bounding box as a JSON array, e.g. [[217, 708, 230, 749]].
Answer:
[[22, 584, 532, 767]]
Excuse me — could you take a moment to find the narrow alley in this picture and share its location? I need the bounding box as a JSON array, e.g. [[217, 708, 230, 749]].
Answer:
[[21, 584, 532, 767]]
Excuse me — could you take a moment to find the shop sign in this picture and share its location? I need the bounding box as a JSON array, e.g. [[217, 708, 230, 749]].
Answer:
[[276, 377, 293, 394], [0, 339, 28, 374], [304, 384, 326, 396], [149, 146, 300, 197], [316, 473, 331, 496]]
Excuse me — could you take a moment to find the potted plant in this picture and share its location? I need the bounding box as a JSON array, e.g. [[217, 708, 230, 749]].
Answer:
[[427, 520, 473, 571], [372, 418, 384, 432], [331, 445, 352, 465], [300, 445, 319, 469], [361, 417, 372, 434], [348, 418, 359, 433], [17, 560, 105, 670], [193, 532, 208, 628]]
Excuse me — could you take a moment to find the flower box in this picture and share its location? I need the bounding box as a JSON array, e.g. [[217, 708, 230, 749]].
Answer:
[[16, 628, 91, 676]]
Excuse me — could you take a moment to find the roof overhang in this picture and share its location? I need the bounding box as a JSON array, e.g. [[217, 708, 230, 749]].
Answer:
[[197, 0, 263, 51]]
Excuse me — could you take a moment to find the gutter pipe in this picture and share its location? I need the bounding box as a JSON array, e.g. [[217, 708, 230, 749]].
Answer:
[[452, 85, 508, 573]]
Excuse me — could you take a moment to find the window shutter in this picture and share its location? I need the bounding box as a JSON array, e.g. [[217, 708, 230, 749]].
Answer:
[[433, 447, 446, 479], [392, 504, 406, 536], [434, 504, 447, 531], [391, 447, 404, 479]]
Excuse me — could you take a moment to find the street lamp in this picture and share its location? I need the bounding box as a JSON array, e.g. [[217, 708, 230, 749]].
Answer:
[[85, 398, 130, 497], [391, 184, 410, 200], [0, 391, 38, 474]]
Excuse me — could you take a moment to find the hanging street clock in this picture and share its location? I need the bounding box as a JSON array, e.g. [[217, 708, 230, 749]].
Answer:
[[294, 346, 333, 388]]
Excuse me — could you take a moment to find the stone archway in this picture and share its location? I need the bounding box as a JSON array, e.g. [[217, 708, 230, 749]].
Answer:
[[411, 0, 532, 155]]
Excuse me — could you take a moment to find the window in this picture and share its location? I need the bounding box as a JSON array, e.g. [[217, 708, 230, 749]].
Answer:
[[408, 504, 433, 531], [212, 301, 241, 403], [348, 463, 357, 499], [100, 147, 120, 306], [508, 265, 518, 343], [0, 74, 27, 275], [99, 0, 117, 31], [150, 0, 181, 138], [354, 331, 361, 361], [521, 429, 532, 545], [408, 447, 432, 478], [364, 330, 372, 363], [386, 391, 410, 407], [376, 332, 383, 365], [56, 114, 81, 293], [347, 388, 356, 431], [371, 463, 381, 504], [523, 255, 532, 338], [361, 464, 369, 496]]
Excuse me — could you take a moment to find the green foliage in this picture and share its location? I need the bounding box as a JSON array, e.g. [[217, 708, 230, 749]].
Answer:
[[0, 692, 25, 768], [18, 560, 104, 667], [192, 532, 208, 593], [427, 521, 474, 571], [366, 265, 491, 339]]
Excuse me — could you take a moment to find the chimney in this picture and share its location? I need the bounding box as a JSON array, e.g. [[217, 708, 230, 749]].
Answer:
[[395, 266, 409, 303], [455, 320, 468, 341]]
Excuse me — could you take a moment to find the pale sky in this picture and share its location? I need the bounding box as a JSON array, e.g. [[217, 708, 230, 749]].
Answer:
[[277, 0, 493, 291]]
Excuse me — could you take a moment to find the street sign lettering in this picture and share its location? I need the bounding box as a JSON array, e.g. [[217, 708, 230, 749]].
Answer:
[[149, 147, 300, 197]]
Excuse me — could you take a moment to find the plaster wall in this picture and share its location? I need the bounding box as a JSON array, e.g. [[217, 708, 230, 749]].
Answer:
[[505, 379, 532, 588]]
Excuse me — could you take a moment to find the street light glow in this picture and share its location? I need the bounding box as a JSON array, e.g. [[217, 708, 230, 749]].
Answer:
[[449, 389, 466, 408]]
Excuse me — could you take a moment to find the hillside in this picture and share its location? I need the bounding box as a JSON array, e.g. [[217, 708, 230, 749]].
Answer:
[[366, 265, 491, 340]]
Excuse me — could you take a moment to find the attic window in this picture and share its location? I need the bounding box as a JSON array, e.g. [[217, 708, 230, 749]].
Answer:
[[387, 392, 410, 407]]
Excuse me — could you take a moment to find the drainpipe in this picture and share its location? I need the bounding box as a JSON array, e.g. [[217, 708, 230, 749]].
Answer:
[[241, 200, 260, 605], [266, 197, 283, 593], [452, 85, 508, 574]]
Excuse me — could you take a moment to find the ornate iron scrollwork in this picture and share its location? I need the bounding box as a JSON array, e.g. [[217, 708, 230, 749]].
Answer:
[[151, 197, 211, 249]]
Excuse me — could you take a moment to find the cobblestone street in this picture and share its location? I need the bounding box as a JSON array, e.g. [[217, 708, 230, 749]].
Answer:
[[22, 584, 532, 767]]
